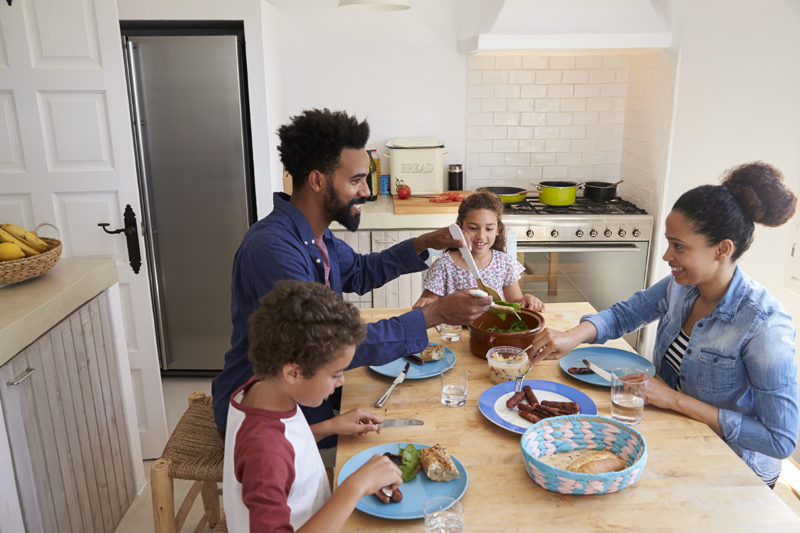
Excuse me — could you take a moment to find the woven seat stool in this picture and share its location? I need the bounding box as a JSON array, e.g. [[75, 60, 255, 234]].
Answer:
[[152, 392, 224, 533]]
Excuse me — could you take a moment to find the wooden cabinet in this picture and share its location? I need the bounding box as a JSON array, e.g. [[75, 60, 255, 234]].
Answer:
[[332, 229, 430, 308], [0, 292, 135, 533]]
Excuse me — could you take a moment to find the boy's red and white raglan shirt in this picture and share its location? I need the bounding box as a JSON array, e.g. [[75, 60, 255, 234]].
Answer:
[[223, 378, 330, 532]]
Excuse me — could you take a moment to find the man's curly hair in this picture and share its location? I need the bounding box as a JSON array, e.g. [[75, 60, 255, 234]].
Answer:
[[248, 280, 367, 379], [278, 108, 370, 192]]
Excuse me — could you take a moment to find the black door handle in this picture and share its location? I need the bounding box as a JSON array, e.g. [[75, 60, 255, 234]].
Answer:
[[98, 204, 142, 274]]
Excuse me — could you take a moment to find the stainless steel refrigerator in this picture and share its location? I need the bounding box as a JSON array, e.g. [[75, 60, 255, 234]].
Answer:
[[122, 25, 255, 373]]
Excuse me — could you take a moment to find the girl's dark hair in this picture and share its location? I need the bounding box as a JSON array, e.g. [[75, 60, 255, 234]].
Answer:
[[456, 190, 506, 252], [248, 280, 366, 379], [672, 161, 797, 261], [277, 108, 370, 191]]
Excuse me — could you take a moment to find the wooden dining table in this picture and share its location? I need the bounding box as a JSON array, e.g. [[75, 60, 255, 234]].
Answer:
[[334, 303, 800, 531]]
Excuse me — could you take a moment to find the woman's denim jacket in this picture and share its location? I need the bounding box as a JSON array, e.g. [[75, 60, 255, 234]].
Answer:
[[582, 266, 799, 483]]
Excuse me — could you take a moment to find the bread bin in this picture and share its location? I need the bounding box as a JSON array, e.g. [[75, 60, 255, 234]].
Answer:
[[468, 309, 544, 358], [384, 138, 447, 196]]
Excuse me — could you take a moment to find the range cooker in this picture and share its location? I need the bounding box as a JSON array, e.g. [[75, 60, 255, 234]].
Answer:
[[503, 196, 654, 349]]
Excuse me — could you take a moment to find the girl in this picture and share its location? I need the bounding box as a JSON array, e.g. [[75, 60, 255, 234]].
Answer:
[[413, 190, 544, 311], [531, 162, 799, 487]]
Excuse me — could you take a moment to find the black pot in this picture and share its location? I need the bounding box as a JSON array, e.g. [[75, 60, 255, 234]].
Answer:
[[583, 181, 619, 201]]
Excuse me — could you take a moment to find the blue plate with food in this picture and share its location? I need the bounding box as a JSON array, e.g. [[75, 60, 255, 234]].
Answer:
[[370, 343, 456, 379], [559, 346, 655, 387], [478, 379, 597, 434], [337, 442, 468, 520]]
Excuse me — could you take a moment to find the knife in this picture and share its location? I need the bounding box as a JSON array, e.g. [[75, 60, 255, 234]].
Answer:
[[378, 418, 424, 428], [449, 224, 504, 302], [375, 361, 410, 407], [582, 358, 613, 383]]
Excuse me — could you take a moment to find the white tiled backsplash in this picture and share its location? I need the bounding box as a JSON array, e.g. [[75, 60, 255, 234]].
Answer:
[[465, 50, 677, 217]]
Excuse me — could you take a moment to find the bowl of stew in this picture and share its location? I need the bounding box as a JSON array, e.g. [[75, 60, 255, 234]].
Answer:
[[468, 309, 544, 358]]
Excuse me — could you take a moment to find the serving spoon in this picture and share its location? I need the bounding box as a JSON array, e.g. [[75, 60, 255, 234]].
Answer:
[[513, 342, 536, 393]]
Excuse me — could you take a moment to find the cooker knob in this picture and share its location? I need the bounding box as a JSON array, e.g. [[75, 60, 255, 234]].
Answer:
[[618, 229, 626, 238], [603, 228, 612, 238], [632, 228, 641, 238], [526, 229, 534, 238], [550, 229, 559, 238], [575, 229, 584, 238], [589, 229, 598, 238]]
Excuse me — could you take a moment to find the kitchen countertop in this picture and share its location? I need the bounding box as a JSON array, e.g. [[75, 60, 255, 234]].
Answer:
[[331, 195, 457, 231], [0, 256, 118, 366]]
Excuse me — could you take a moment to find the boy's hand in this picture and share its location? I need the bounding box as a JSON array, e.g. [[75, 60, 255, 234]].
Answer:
[[521, 293, 545, 312], [346, 454, 403, 497], [334, 409, 383, 436]]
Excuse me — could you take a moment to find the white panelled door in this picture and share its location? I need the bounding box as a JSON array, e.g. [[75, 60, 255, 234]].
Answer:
[[0, 0, 167, 458]]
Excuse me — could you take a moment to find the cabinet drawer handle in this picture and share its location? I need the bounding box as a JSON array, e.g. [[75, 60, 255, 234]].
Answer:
[[373, 239, 396, 244], [7, 367, 36, 386]]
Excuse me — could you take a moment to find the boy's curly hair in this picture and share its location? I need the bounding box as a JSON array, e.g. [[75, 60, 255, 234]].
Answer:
[[248, 280, 367, 379], [277, 108, 370, 192]]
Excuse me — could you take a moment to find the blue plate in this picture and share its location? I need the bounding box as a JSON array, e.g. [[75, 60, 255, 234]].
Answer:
[[370, 344, 456, 380], [478, 380, 597, 434], [337, 442, 468, 520], [559, 346, 656, 387]]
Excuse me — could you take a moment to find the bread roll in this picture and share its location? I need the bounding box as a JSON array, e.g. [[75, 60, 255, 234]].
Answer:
[[566, 450, 627, 474], [420, 344, 445, 363], [420, 444, 460, 482]]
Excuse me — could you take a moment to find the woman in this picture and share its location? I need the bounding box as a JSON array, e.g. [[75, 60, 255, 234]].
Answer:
[[532, 162, 799, 486]]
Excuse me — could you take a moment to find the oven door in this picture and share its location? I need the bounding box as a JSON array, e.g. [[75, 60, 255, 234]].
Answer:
[[515, 242, 650, 348]]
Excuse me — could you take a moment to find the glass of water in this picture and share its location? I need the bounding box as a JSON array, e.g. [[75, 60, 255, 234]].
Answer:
[[440, 368, 468, 407], [424, 496, 464, 533], [610, 367, 650, 426], [436, 323, 462, 342]]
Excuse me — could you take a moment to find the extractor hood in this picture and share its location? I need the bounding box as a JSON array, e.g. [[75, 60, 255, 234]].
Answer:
[[457, 0, 672, 53]]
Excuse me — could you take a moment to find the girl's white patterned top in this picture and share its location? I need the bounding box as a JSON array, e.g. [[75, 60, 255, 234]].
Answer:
[[423, 249, 524, 299]]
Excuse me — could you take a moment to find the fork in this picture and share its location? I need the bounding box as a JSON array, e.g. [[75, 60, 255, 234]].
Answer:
[[513, 342, 536, 393]]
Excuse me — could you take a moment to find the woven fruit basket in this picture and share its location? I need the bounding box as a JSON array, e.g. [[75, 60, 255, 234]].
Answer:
[[520, 414, 647, 495], [0, 223, 63, 284]]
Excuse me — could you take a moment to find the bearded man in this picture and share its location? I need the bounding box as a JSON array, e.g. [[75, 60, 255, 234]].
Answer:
[[212, 108, 491, 442]]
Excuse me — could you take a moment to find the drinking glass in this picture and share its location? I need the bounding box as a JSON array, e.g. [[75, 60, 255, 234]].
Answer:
[[424, 496, 464, 533], [610, 367, 650, 426], [440, 368, 468, 407], [436, 323, 462, 342]]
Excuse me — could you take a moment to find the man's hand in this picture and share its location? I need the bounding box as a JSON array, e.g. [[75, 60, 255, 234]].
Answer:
[[421, 289, 491, 327], [412, 226, 465, 254]]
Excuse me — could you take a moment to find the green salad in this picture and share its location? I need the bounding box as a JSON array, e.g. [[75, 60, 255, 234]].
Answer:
[[398, 443, 421, 482]]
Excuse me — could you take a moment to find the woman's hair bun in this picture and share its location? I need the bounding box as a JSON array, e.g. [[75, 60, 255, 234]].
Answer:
[[722, 161, 797, 227]]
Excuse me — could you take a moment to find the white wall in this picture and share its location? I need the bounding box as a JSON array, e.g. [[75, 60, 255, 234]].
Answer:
[[656, 0, 800, 287], [271, 0, 467, 193], [116, 0, 280, 217]]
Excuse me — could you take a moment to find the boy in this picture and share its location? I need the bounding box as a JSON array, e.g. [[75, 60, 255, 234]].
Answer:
[[223, 280, 402, 532]]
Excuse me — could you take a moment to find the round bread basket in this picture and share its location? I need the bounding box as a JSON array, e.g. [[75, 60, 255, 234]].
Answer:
[[0, 223, 63, 284], [520, 414, 647, 495]]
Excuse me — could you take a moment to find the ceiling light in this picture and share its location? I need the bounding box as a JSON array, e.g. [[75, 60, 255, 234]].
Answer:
[[338, 0, 410, 11]]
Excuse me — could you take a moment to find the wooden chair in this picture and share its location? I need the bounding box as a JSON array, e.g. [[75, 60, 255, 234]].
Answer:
[[518, 251, 559, 296], [151, 392, 224, 533]]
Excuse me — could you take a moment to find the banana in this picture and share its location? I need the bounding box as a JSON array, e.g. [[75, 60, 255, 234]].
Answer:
[[0, 227, 40, 256], [1, 223, 49, 253]]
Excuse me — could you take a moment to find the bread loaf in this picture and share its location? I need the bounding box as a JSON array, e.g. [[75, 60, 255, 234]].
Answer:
[[419, 444, 460, 482], [566, 450, 627, 474], [420, 344, 445, 363]]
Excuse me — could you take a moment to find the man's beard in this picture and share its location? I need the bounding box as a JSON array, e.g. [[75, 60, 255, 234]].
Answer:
[[324, 181, 364, 232]]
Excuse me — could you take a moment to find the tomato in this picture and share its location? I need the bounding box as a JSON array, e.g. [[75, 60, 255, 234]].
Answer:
[[396, 179, 411, 199], [428, 191, 466, 203]]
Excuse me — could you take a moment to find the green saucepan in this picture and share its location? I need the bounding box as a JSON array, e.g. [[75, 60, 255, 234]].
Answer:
[[534, 181, 581, 206]]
